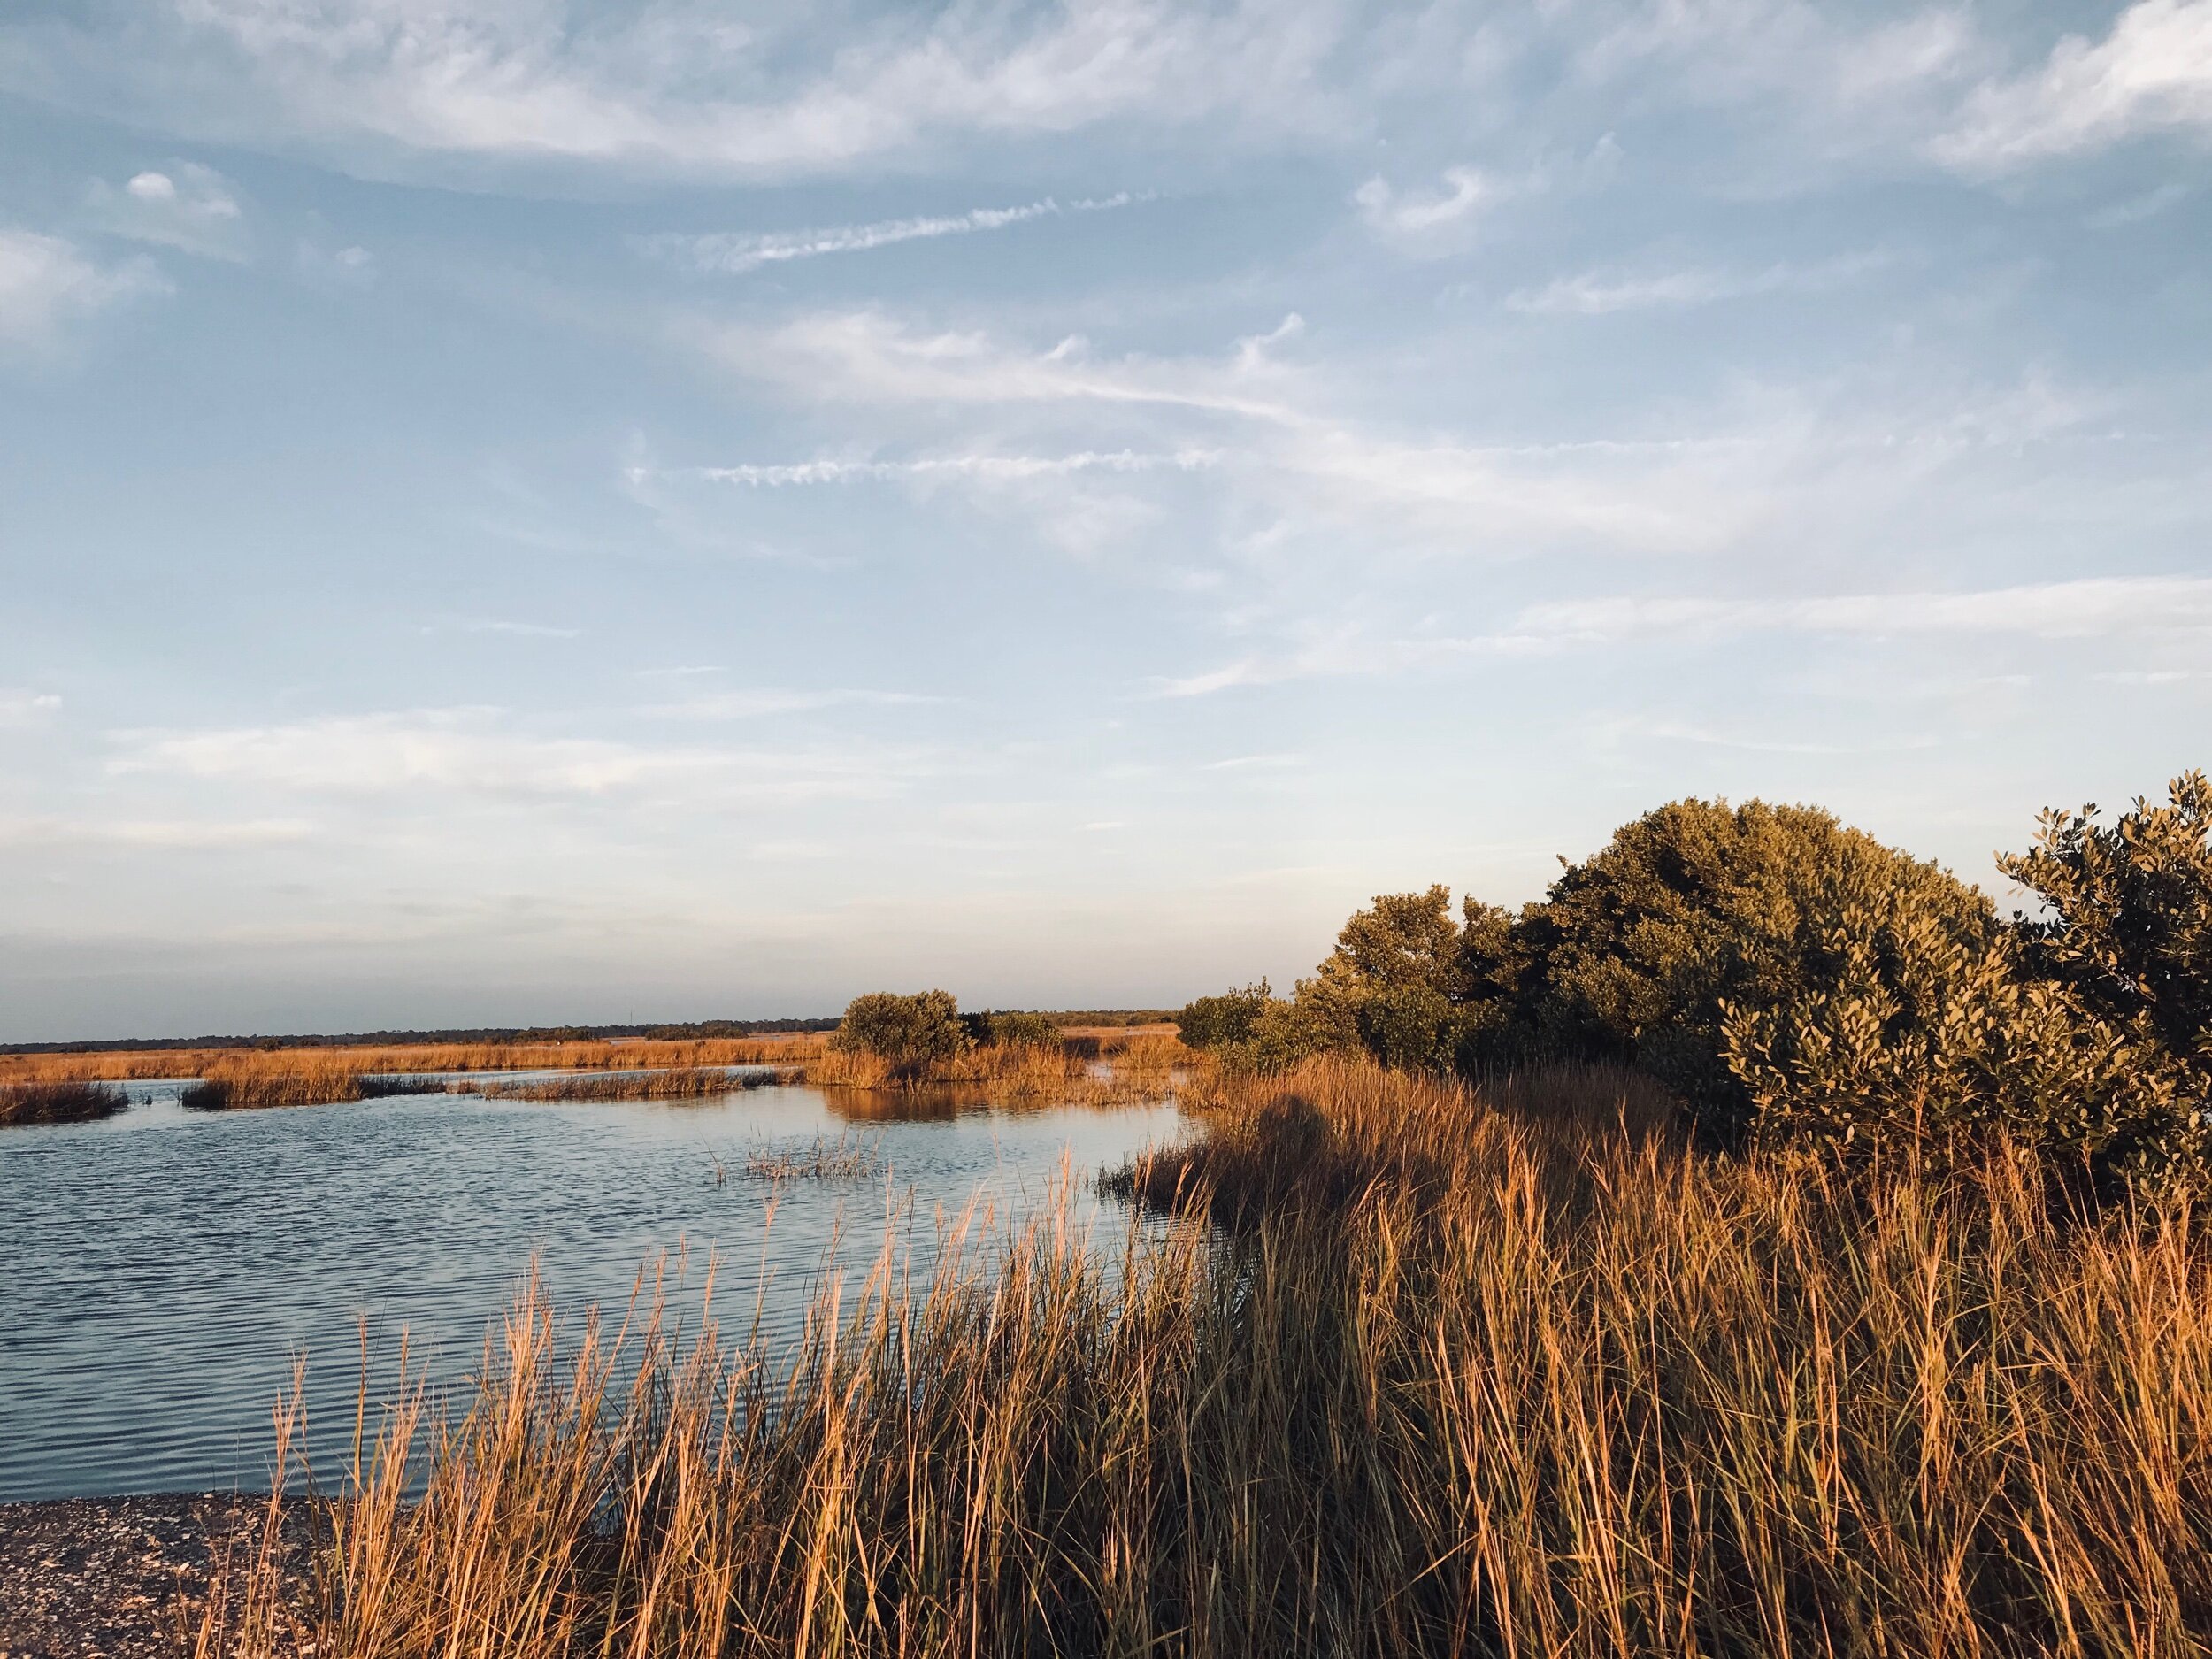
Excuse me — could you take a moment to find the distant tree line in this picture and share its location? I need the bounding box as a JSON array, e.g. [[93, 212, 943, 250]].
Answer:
[[7, 1009, 1183, 1057], [0, 1018, 845, 1055], [1178, 772, 2212, 1188]]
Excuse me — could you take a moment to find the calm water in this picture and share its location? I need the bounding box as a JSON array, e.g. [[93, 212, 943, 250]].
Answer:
[[0, 1083, 1186, 1501]]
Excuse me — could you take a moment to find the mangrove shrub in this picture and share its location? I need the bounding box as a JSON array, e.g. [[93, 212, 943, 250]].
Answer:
[[831, 991, 967, 1073], [1275, 772, 2212, 1184]]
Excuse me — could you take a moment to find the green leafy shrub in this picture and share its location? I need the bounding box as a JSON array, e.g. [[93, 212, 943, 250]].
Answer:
[[1175, 982, 1274, 1050], [1717, 775, 2212, 1183], [2000, 771, 2212, 1075], [1509, 800, 2001, 1143], [1175, 981, 1326, 1074], [961, 1010, 1059, 1048], [831, 991, 967, 1074], [1287, 776, 2212, 1184], [1233, 999, 1330, 1075]]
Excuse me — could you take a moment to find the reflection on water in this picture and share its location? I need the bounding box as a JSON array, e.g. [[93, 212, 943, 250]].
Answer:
[[0, 1083, 1184, 1501]]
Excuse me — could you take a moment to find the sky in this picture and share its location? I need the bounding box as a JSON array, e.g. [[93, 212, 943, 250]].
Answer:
[[2, 0, 2209, 1040]]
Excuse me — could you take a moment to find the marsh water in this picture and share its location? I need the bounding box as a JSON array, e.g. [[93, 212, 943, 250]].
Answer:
[[0, 1081, 1187, 1501]]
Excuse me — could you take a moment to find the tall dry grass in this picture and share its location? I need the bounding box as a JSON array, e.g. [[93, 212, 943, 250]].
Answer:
[[0, 1078, 130, 1125], [805, 1033, 1199, 1103], [480, 1067, 795, 1103], [0, 1034, 826, 1087], [219, 1055, 2212, 1656], [180, 1062, 448, 1111]]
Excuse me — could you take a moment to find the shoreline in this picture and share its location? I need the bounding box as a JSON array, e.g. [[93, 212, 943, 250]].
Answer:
[[0, 1493, 310, 1659]]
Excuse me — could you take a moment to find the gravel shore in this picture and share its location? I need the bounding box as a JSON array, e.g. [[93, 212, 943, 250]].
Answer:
[[0, 1494, 312, 1659]]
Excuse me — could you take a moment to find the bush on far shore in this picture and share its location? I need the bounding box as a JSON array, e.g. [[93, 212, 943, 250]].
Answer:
[[962, 1010, 1058, 1048], [829, 991, 968, 1075]]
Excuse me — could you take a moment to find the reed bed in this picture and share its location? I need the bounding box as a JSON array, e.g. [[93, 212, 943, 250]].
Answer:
[[180, 1065, 448, 1111], [0, 1034, 826, 1087], [213, 1055, 2212, 1657], [805, 1034, 1200, 1103], [479, 1067, 796, 1103], [741, 1133, 885, 1181], [0, 1078, 130, 1125]]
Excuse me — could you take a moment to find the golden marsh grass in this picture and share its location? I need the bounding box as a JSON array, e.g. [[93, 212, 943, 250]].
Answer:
[[0, 1078, 130, 1125], [200, 1056, 2212, 1657], [0, 1033, 826, 1088]]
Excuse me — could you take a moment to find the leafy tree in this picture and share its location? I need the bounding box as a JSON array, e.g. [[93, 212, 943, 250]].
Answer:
[[1297, 887, 1462, 1050], [1296, 887, 1539, 1073], [832, 991, 967, 1073], [1175, 982, 1274, 1050]]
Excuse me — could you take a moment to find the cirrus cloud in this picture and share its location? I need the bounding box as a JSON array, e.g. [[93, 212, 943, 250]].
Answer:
[[1938, 0, 2212, 170]]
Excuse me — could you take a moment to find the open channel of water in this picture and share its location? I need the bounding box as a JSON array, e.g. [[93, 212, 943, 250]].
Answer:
[[0, 1082, 1186, 1500]]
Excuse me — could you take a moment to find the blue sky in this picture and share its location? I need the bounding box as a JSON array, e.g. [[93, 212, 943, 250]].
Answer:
[[3, 0, 2208, 1039]]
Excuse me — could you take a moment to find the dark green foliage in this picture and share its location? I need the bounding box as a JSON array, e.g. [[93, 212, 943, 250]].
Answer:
[[1293, 775, 2212, 1185], [2000, 771, 2212, 1074], [961, 1010, 1059, 1048], [1509, 799, 2001, 1141], [831, 991, 968, 1073], [1174, 981, 1326, 1074], [1174, 982, 1273, 1049], [1352, 984, 1464, 1074]]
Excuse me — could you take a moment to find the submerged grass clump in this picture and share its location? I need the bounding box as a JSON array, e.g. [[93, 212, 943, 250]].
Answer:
[[0, 1079, 130, 1125], [740, 1132, 883, 1181], [211, 1055, 2212, 1658], [479, 1066, 795, 1103]]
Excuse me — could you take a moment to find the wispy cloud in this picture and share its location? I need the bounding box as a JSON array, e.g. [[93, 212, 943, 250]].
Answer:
[[640, 688, 942, 720], [1152, 576, 2212, 699], [106, 709, 919, 802], [1515, 577, 2212, 644], [1154, 661, 1264, 698], [641, 193, 1135, 274], [0, 228, 167, 350], [296, 241, 376, 286], [6, 0, 1350, 178], [2085, 180, 2192, 227], [716, 308, 1296, 419], [666, 449, 1221, 488], [1506, 255, 1885, 316], [1354, 166, 1497, 234], [1626, 719, 1942, 757], [1937, 0, 2212, 171], [0, 690, 63, 726], [0, 816, 315, 850], [705, 310, 1751, 551], [86, 162, 248, 260], [422, 618, 582, 639]]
